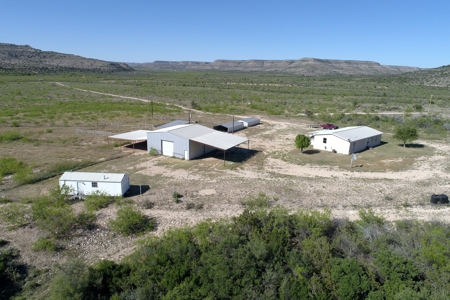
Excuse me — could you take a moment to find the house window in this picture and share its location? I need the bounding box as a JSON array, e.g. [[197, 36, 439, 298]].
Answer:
[[323, 138, 327, 144], [92, 182, 98, 188]]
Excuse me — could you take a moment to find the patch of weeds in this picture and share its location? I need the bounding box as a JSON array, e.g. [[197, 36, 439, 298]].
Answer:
[[241, 192, 271, 209], [185, 202, 195, 210], [114, 197, 133, 206], [84, 191, 114, 211], [141, 199, 155, 209], [0, 202, 29, 230], [401, 201, 410, 208], [76, 210, 96, 230], [195, 203, 204, 210], [32, 237, 58, 252], [0, 198, 12, 204], [173, 191, 182, 203], [384, 195, 394, 201]]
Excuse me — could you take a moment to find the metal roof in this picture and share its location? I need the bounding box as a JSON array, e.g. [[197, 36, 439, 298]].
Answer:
[[238, 117, 260, 123], [109, 130, 152, 141], [170, 124, 215, 139], [310, 126, 382, 142], [191, 131, 248, 150], [218, 121, 244, 129], [59, 172, 127, 183], [149, 124, 249, 150], [156, 120, 189, 129]]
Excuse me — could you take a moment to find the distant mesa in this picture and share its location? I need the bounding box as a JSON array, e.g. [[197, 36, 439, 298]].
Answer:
[[0, 43, 134, 74], [130, 57, 421, 76]]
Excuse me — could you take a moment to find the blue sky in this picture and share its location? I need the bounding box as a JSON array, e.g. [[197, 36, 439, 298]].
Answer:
[[1, 1, 448, 68]]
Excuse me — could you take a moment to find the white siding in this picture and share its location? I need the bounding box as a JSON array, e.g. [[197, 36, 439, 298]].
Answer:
[[59, 173, 129, 196]]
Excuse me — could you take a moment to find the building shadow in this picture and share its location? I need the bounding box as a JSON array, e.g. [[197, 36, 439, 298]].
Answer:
[[124, 185, 150, 197], [200, 147, 260, 163], [123, 141, 147, 151]]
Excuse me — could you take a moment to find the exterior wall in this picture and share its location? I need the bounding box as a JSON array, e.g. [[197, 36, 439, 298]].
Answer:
[[189, 140, 215, 159], [147, 132, 190, 159], [312, 133, 382, 154], [312, 134, 350, 154], [228, 123, 244, 132], [59, 180, 126, 196]]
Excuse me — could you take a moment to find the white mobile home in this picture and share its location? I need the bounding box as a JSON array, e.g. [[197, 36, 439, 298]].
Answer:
[[147, 124, 249, 160], [213, 121, 245, 133], [309, 126, 382, 154], [237, 117, 260, 127], [59, 172, 130, 196]]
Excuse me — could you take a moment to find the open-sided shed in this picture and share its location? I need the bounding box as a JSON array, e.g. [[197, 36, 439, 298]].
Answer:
[[108, 130, 152, 151], [59, 172, 130, 196], [147, 124, 249, 161]]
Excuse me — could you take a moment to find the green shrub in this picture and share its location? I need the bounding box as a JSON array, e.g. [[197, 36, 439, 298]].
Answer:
[[84, 191, 114, 211], [241, 192, 271, 209], [109, 206, 155, 236], [173, 191, 181, 203], [32, 237, 58, 252], [76, 210, 96, 230], [31, 186, 77, 238], [149, 147, 159, 156]]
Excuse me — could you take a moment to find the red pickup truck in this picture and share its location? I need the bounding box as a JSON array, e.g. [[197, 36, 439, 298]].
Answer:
[[320, 123, 339, 130]]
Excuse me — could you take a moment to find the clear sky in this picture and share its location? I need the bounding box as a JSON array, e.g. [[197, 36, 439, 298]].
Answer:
[[1, 1, 448, 68]]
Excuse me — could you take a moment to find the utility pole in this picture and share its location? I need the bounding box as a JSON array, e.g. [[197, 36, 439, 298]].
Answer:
[[428, 94, 433, 115]]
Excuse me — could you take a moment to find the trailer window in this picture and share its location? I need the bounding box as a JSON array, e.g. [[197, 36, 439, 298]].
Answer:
[[92, 182, 98, 188]]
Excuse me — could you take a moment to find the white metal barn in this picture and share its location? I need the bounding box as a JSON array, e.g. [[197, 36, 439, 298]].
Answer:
[[309, 126, 383, 154], [238, 117, 260, 127], [147, 124, 249, 161], [59, 172, 130, 196]]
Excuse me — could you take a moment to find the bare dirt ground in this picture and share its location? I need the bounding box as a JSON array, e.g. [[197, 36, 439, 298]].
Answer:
[[2, 112, 450, 272]]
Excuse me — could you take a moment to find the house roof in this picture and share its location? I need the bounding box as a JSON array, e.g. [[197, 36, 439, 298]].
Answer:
[[310, 126, 382, 142], [108, 130, 151, 141], [59, 172, 127, 183]]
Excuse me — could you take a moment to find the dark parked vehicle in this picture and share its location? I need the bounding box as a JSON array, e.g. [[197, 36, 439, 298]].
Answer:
[[320, 123, 339, 130]]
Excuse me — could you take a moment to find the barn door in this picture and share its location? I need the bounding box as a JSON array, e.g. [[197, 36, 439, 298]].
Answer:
[[162, 140, 174, 156]]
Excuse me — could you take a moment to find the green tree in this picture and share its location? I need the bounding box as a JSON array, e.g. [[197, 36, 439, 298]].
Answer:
[[295, 134, 311, 153], [393, 125, 418, 147]]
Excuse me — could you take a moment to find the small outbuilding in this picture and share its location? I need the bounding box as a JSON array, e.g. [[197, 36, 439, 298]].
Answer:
[[238, 117, 260, 127], [309, 126, 382, 154], [213, 121, 244, 133], [147, 124, 249, 161], [59, 172, 130, 196]]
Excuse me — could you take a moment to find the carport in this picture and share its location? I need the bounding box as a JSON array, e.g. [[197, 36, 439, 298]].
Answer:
[[191, 131, 249, 165], [108, 130, 151, 152]]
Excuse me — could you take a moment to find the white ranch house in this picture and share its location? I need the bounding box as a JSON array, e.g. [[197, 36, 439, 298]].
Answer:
[[59, 172, 130, 196], [309, 126, 382, 154]]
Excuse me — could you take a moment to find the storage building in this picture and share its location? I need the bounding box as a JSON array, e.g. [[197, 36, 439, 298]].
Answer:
[[59, 172, 130, 196], [147, 124, 249, 161]]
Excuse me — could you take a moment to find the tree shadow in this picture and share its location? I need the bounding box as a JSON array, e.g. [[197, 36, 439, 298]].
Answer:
[[124, 185, 150, 197], [396, 143, 425, 148], [302, 149, 321, 155]]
